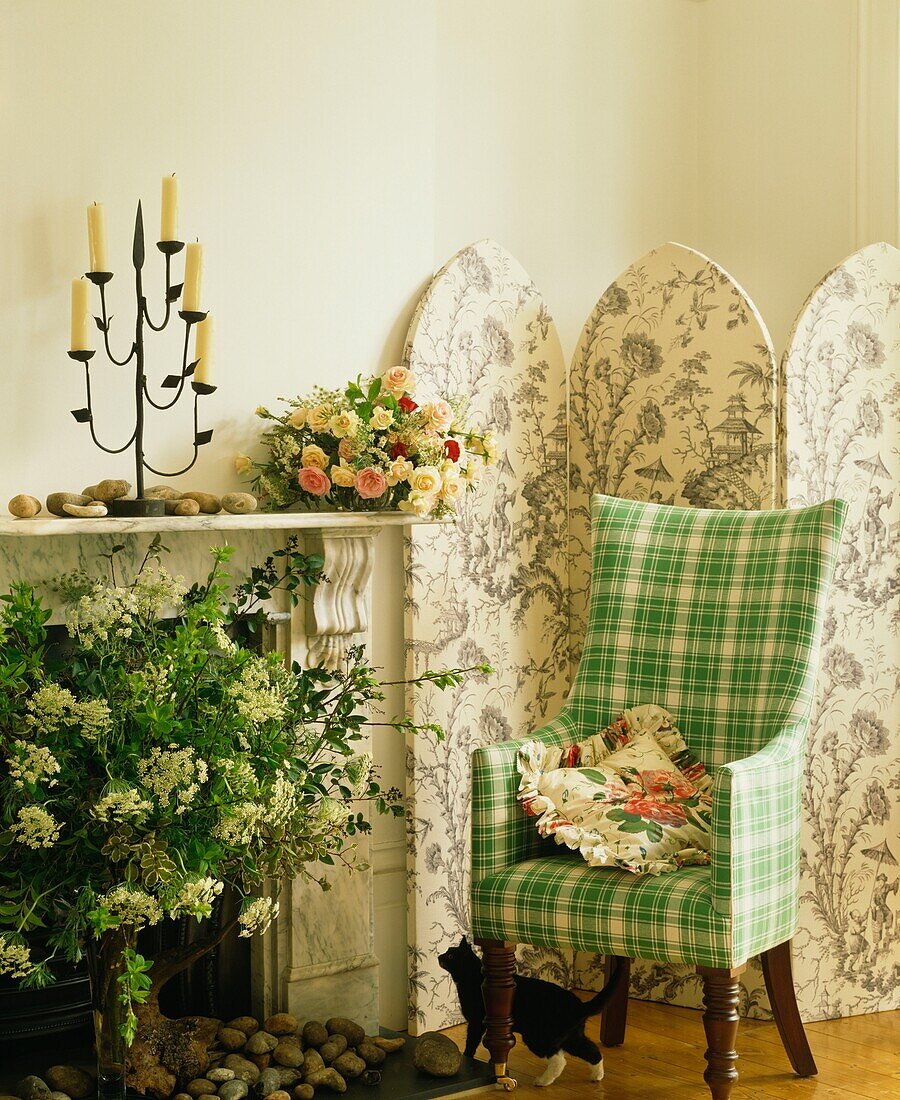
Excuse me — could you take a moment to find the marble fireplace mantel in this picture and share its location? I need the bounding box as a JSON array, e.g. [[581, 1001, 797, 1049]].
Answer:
[[0, 509, 431, 1033]]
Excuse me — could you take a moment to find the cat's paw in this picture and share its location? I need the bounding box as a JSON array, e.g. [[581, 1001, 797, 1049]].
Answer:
[[533, 1052, 566, 1087], [590, 1059, 605, 1083]]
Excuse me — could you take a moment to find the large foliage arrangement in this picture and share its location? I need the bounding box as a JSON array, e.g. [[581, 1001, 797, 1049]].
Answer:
[[237, 365, 497, 516], [0, 537, 483, 1055]]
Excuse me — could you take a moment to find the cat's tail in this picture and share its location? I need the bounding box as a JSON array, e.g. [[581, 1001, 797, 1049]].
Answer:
[[579, 957, 627, 1018]]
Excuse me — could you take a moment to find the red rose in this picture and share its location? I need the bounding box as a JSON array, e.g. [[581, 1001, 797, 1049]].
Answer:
[[391, 442, 408, 459], [443, 439, 461, 462], [398, 396, 418, 413], [623, 796, 687, 827]]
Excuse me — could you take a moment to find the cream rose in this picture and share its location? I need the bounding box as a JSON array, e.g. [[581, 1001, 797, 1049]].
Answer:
[[288, 407, 308, 429], [300, 444, 329, 470], [381, 365, 416, 397], [331, 464, 356, 488], [410, 465, 442, 495], [440, 472, 463, 505], [355, 467, 388, 500], [398, 489, 436, 518], [424, 399, 454, 433], [329, 410, 360, 439], [233, 453, 253, 476], [370, 406, 394, 431], [386, 458, 414, 486], [307, 405, 331, 433], [463, 454, 485, 483]]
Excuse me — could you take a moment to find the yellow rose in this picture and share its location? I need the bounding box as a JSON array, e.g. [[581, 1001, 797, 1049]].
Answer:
[[308, 405, 331, 433], [370, 406, 394, 431], [329, 410, 360, 439], [482, 433, 499, 465], [288, 407, 308, 428], [386, 458, 414, 486], [331, 464, 356, 487], [301, 444, 329, 470], [398, 489, 436, 517], [381, 365, 416, 397], [234, 453, 253, 476], [410, 465, 442, 495], [255, 405, 270, 418]]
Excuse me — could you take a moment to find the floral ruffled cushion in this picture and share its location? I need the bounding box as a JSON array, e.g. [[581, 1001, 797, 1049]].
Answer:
[[517, 704, 713, 875]]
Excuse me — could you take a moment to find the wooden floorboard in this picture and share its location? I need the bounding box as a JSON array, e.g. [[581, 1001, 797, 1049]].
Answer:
[[441, 997, 900, 1099]]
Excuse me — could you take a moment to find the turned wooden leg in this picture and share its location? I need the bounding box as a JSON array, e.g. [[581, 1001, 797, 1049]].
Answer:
[[761, 940, 817, 1076], [697, 965, 744, 1100], [599, 955, 630, 1046], [475, 938, 517, 1089]]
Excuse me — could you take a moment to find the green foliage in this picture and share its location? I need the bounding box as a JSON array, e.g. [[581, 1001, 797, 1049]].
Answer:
[[0, 540, 488, 1041]]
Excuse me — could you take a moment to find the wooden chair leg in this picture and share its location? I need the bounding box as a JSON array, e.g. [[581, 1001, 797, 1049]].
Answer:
[[475, 938, 517, 1091], [599, 955, 630, 1046], [761, 940, 817, 1076], [697, 965, 744, 1100]]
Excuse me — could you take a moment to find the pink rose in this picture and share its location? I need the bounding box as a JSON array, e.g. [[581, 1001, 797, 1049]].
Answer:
[[355, 466, 388, 500], [298, 466, 331, 496]]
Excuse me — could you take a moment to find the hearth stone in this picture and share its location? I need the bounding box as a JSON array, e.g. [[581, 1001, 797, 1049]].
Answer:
[[0, 1030, 495, 1100]]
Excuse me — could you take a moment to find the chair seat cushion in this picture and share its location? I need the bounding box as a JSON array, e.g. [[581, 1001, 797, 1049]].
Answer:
[[471, 856, 738, 968]]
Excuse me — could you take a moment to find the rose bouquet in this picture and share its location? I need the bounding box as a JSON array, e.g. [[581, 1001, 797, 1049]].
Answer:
[[237, 365, 497, 516]]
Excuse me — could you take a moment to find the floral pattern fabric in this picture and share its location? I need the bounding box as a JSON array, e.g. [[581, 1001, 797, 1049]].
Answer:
[[785, 242, 900, 1021], [517, 707, 713, 875], [402, 240, 569, 1031]]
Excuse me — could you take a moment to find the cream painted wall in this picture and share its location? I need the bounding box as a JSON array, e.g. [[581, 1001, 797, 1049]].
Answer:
[[696, 0, 899, 351]]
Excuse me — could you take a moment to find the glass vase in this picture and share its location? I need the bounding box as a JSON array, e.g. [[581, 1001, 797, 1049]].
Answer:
[[85, 929, 133, 1100]]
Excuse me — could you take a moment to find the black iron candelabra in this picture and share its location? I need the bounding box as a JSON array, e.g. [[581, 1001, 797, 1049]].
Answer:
[[67, 201, 216, 517]]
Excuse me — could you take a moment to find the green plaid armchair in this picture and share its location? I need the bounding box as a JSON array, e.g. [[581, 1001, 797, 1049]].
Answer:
[[470, 494, 845, 1098]]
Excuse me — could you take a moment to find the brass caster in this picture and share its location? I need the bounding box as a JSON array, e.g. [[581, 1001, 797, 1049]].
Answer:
[[495, 1076, 517, 1091]]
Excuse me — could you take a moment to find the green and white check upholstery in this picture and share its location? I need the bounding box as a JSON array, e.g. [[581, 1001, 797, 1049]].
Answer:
[[471, 494, 846, 968]]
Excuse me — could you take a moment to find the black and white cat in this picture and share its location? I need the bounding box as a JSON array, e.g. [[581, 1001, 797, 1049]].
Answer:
[[437, 937, 623, 1087]]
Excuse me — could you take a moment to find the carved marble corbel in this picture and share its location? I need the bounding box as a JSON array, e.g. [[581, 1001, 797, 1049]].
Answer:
[[300, 525, 378, 670]]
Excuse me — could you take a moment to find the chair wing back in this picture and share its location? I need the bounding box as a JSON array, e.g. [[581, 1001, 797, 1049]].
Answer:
[[569, 494, 846, 767]]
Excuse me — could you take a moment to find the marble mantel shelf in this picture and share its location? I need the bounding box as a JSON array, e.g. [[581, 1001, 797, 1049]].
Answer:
[[0, 510, 433, 538]]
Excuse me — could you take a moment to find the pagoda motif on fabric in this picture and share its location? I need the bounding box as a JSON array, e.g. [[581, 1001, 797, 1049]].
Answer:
[[712, 394, 763, 459]]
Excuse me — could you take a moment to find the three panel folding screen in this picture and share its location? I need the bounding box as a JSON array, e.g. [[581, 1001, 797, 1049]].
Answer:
[[402, 239, 900, 1030]]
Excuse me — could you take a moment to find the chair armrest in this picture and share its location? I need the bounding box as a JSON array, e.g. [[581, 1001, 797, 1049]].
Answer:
[[471, 706, 580, 882], [710, 721, 807, 955]]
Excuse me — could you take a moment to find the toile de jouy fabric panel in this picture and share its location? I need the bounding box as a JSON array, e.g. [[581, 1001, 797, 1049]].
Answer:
[[566, 243, 780, 1019], [402, 241, 569, 1031], [784, 242, 900, 1021]]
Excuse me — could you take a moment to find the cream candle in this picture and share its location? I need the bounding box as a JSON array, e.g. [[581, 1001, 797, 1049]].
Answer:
[[161, 174, 179, 241], [87, 202, 108, 272], [70, 278, 91, 351], [193, 315, 213, 385], [182, 242, 203, 311]]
